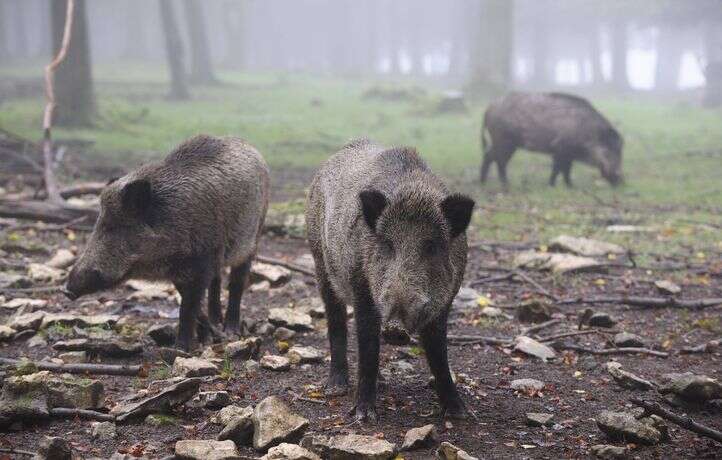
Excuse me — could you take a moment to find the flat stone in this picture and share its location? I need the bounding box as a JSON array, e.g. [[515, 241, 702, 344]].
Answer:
[[9, 311, 45, 331], [262, 443, 321, 460], [226, 337, 262, 360], [660, 373, 722, 403], [590, 444, 629, 459], [261, 355, 291, 371], [2, 297, 47, 310], [295, 297, 325, 318], [91, 421, 116, 440], [253, 396, 309, 451], [41, 313, 119, 330], [217, 406, 254, 446], [126, 279, 175, 300], [27, 333, 48, 347], [654, 280, 681, 295], [0, 325, 16, 341], [526, 412, 554, 427], [268, 308, 313, 331], [480, 306, 505, 317], [401, 424, 438, 450], [511, 378, 545, 392], [46, 249, 76, 269], [147, 324, 176, 346], [195, 391, 231, 409], [273, 327, 297, 341], [112, 378, 201, 422], [303, 434, 396, 460], [252, 262, 292, 286], [514, 336, 556, 361], [456, 287, 480, 302], [513, 250, 604, 274], [549, 235, 625, 257], [0, 273, 30, 289], [58, 351, 88, 364], [596, 410, 662, 445], [606, 362, 656, 391], [145, 413, 177, 426], [54, 338, 142, 358], [175, 440, 240, 460], [28, 263, 65, 283], [172, 357, 218, 377], [589, 312, 617, 328], [613, 332, 647, 348], [287, 346, 323, 364], [36, 436, 72, 460], [516, 299, 552, 323], [0, 371, 50, 424], [436, 441, 478, 460], [211, 404, 253, 426]]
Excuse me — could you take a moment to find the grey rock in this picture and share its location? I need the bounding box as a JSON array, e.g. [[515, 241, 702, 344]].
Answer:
[[41, 313, 119, 330], [253, 396, 309, 451], [172, 357, 219, 377], [510, 378, 545, 392], [159, 347, 191, 365], [549, 235, 625, 257], [91, 421, 117, 440], [0, 371, 50, 424], [436, 441, 478, 460], [226, 337, 262, 360], [526, 412, 554, 427], [513, 250, 603, 274], [53, 338, 143, 358], [111, 378, 201, 422], [654, 280, 681, 295], [303, 434, 396, 460], [2, 371, 104, 411], [596, 410, 662, 445], [516, 300, 552, 323], [58, 351, 88, 364], [256, 322, 277, 336], [35, 436, 72, 460], [252, 262, 292, 286], [218, 407, 254, 446], [261, 355, 291, 371], [273, 327, 297, 341], [455, 287, 479, 302], [0, 273, 30, 289], [28, 263, 65, 283], [27, 334, 48, 348], [2, 297, 47, 311], [401, 424, 438, 450], [606, 362, 656, 391], [613, 332, 646, 348], [660, 373, 722, 403], [147, 324, 176, 346], [268, 308, 313, 331], [514, 336, 556, 361], [9, 311, 45, 331], [46, 249, 76, 269], [287, 346, 323, 364], [295, 297, 325, 319], [195, 391, 231, 409], [261, 443, 321, 460], [211, 404, 253, 426], [175, 440, 240, 460], [590, 444, 629, 459], [588, 312, 617, 328], [0, 325, 16, 341]]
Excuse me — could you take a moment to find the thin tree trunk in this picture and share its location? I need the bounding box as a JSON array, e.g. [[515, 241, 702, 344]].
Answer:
[[610, 20, 629, 90], [51, 0, 96, 127], [183, 0, 217, 84], [0, 2, 7, 61], [14, 0, 28, 58], [472, 0, 514, 93], [159, 0, 189, 100], [589, 26, 604, 86], [655, 24, 682, 92], [123, 0, 146, 59]]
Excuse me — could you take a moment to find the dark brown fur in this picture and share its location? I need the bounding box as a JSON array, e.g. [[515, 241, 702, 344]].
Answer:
[[306, 139, 474, 421], [480, 92, 624, 187], [66, 135, 269, 351]]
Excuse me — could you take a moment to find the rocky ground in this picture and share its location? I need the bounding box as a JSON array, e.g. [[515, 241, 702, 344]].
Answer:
[[0, 223, 721, 459]]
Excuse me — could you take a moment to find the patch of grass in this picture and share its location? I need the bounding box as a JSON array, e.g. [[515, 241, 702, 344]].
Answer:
[[220, 353, 234, 380], [148, 365, 171, 381], [694, 317, 721, 334], [44, 323, 74, 338]]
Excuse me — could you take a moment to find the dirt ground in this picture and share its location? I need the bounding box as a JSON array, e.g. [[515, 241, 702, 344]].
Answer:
[[1, 224, 721, 460]]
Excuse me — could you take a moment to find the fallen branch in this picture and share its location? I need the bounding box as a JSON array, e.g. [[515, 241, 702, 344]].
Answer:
[[289, 391, 325, 405], [0, 358, 143, 376], [0, 286, 63, 295], [0, 447, 36, 457], [59, 181, 106, 199], [679, 339, 721, 354], [557, 296, 722, 310], [537, 328, 614, 342], [513, 270, 559, 301], [0, 145, 43, 173], [521, 318, 562, 336], [50, 407, 115, 422], [447, 335, 512, 346], [629, 397, 722, 444], [553, 343, 668, 358], [256, 255, 315, 277], [0, 199, 98, 223], [468, 272, 514, 286], [4, 215, 90, 232]]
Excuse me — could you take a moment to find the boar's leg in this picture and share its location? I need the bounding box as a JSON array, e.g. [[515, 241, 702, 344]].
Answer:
[[496, 157, 510, 187], [551, 156, 573, 187], [561, 160, 573, 187], [420, 311, 467, 418], [479, 156, 494, 184], [352, 290, 381, 423], [225, 259, 251, 335], [549, 157, 562, 186], [320, 277, 349, 396], [175, 280, 208, 352], [207, 276, 222, 326]]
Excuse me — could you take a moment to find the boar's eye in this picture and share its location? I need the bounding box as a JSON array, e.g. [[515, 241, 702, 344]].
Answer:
[[422, 239, 439, 257]]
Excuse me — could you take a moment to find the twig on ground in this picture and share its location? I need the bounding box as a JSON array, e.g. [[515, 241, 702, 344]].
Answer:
[[513, 269, 558, 301], [553, 343, 668, 358], [59, 182, 106, 199], [50, 407, 115, 422], [447, 335, 512, 346], [521, 318, 562, 336], [0, 145, 44, 173], [556, 296, 722, 310], [468, 272, 514, 286], [537, 328, 615, 342], [679, 339, 720, 354], [5, 215, 90, 232], [288, 391, 325, 405], [256, 255, 315, 277], [629, 397, 722, 444], [0, 358, 143, 376], [0, 285, 63, 295], [0, 447, 36, 457], [469, 240, 537, 251]]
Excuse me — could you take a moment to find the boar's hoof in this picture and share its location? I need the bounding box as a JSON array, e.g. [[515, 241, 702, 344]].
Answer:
[[324, 374, 349, 397], [350, 404, 378, 424], [443, 401, 474, 421]]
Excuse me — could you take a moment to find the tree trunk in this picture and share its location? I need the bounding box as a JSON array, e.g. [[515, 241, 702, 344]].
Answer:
[[703, 23, 722, 107], [589, 26, 604, 86], [183, 0, 217, 84], [655, 25, 682, 92], [0, 2, 7, 61], [222, 0, 244, 68], [471, 0, 514, 94], [159, 0, 189, 100], [123, 0, 146, 59], [51, 0, 96, 127], [610, 20, 629, 90], [13, 0, 28, 58], [531, 17, 551, 87]]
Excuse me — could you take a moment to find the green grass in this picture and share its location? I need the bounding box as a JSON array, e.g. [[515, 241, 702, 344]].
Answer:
[[1, 61, 721, 257]]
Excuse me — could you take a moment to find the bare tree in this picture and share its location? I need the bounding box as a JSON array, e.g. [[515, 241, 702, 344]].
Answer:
[[610, 21, 629, 90], [51, 0, 96, 127], [471, 0, 514, 93], [183, 0, 217, 84], [159, 0, 189, 100]]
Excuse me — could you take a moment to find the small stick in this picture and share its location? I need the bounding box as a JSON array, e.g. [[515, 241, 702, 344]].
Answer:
[[679, 339, 720, 354], [468, 272, 514, 286], [0, 447, 36, 457], [629, 397, 722, 444], [256, 254, 315, 277], [0, 358, 143, 376], [513, 270, 558, 301], [521, 318, 562, 336], [556, 296, 722, 310], [554, 344, 668, 358], [289, 391, 325, 405], [537, 328, 614, 342], [50, 407, 115, 422], [447, 335, 512, 346], [0, 285, 63, 294]]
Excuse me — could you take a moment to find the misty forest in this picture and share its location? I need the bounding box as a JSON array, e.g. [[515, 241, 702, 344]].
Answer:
[[0, 1, 721, 459]]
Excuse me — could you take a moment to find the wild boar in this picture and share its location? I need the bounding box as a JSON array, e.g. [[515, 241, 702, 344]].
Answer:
[[65, 135, 269, 351], [480, 92, 624, 187], [306, 139, 474, 421]]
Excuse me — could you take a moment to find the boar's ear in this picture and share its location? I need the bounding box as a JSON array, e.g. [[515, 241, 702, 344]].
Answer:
[[359, 189, 388, 231], [441, 194, 474, 238], [121, 179, 153, 221]]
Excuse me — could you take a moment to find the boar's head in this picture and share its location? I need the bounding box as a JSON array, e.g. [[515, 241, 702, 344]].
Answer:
[[358, 186, 474, 333], [590, 127, 624, 186], [65, 176, 168, 299]]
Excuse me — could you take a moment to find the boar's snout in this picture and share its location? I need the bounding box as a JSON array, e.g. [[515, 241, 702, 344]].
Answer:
[[65, 265, 111, 300], [381, 285, 431, 333]]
